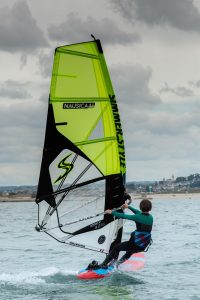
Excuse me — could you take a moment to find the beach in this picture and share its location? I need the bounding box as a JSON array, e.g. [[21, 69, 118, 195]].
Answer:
[[0, 192, 200, 202], [0, 196, 34, 202], [131, 192, 200, 201]]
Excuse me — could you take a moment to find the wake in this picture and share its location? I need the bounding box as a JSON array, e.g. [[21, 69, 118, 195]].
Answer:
[[0, 267, 77, 285]]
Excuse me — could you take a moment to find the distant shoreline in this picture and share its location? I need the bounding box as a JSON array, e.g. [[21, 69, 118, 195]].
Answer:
[[133, 192, 200, 201], [0, 192, 200, 202], [0, 196, 34, 202]]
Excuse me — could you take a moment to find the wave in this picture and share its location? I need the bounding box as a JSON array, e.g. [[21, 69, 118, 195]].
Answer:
[[0, 267, 77, 286], [0, 267, 145, 288]]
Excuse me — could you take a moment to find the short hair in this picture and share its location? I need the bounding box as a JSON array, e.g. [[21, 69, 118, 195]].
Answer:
[[140, 199, 152, 212]]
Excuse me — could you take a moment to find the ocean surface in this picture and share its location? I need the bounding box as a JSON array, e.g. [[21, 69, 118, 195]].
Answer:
[[0, 196, 200, 300]]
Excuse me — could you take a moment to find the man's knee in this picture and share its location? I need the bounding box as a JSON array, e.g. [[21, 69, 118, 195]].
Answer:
[[114, 243, 121, 250]]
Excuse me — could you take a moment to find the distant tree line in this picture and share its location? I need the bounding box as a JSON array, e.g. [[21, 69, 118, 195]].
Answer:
[[126, 172, 200, 192], [175, 173, 200, 186]]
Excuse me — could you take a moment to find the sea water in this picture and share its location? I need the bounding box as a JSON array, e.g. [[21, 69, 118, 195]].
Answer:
[[0, 196, 200, 300]]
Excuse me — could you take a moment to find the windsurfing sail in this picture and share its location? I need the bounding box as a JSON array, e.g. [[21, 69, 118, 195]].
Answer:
[[35, 38, 126, 254]]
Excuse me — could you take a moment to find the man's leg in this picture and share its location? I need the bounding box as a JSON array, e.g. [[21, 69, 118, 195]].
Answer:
[[116, 246, 141, 266], [101, 240, 136, 267], [101, 242, 121, 266], [87, 243, 122, 270]]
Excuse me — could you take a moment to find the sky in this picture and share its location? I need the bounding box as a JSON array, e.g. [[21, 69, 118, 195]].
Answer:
[[1, 0, 200, 186]]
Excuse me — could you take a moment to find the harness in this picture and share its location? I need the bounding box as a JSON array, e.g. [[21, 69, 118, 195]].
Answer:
[[131, 230, 153, 251]]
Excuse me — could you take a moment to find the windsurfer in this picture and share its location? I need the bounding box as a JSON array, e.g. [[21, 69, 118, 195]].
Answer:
[[98, 199, 153, 268]]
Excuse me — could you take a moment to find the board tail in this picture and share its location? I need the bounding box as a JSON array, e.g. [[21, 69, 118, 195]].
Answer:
[[118, 252, 146, 272]]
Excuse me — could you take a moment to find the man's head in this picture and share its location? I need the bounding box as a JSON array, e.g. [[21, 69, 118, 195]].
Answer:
[[140, 199, 152, 212]]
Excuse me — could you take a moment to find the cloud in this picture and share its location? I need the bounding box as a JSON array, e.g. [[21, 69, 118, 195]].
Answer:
[[0, 95, 47, 185], [0, 0, 48, 53], [110, 64, 161, 107], [47, 13, 140, 45], [39, 91, 50, 104], [123, 108, 200, 180], [188, 80, 200, 88], [37, 50, 54, 78], [0, 162, 40, 186], [0, 97, 46, 130], [0, 80, 31, 99], [111, 0, 200, 32], [159, 83, 194, 97], [146, 111, 200, 136], [123, 104, 200, 142]]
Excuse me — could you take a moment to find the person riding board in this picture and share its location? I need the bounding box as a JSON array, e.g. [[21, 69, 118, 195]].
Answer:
[[88, 197, 153, 269]]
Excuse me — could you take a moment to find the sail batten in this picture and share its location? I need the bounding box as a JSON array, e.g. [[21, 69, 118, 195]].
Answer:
[[75, 137, 116, 146], [50, 97, 111, 102], [36, 39, 126, 254], [56, 48, 99, 59]]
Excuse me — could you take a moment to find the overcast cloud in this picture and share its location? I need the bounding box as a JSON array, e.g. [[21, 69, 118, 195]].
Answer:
[[0, 80, 31, 99], [111, 0, 200, 32], [1, 0, 200, 185], [47, 13, 140, 45], [159, 83, 194, 97], [111, 64, 161, 107], [0, 0, 48, 53]]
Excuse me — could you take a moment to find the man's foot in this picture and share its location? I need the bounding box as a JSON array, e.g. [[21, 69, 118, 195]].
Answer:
[[115, 257, 127, 268], [98, 264, 108, 269], [87, 260, 99, 270], [108, 259, 117, 267]]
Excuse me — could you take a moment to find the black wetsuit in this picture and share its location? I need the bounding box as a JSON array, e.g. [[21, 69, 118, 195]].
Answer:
[[101, 205, 153, 266]]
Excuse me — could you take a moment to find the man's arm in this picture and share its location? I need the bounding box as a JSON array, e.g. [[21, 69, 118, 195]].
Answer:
[[128, 206, 141, 214], [121, 203, 141, 214], [111, 211, 137, 221], [104, 209, 143, 222]]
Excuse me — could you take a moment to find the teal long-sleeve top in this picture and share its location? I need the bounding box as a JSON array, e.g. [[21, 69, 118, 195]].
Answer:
[[111, 205, 153, 233]]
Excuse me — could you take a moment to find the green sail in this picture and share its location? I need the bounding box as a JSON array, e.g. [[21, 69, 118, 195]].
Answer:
[[50, 40, 125, 177]]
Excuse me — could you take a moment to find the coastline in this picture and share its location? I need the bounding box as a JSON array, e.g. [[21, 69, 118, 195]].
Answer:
[[0, 192, 200, 202], [133, 192, 200, 200], [0, 196, 34, 202]]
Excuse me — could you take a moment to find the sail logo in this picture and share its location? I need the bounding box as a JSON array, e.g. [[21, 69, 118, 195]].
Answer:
[[54, 154, 74, 183], [110, 95, 126, 174], [63, 103, 95, 109]]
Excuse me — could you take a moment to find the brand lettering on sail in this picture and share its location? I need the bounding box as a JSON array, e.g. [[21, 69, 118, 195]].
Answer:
[[110, 96, 126, 174], [63, 103, 95, 109], [54, 154, 74, 183], [69, 242, 86, 248]]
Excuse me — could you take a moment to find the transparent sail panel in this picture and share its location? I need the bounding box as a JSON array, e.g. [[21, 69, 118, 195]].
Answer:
[[37, 181, 123, 253], [49, 149, 102, 193]]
